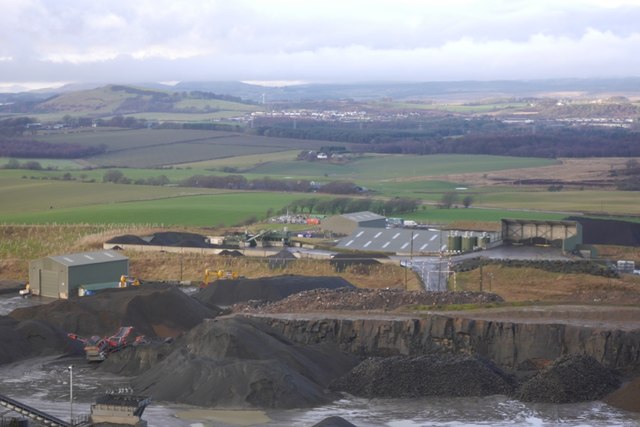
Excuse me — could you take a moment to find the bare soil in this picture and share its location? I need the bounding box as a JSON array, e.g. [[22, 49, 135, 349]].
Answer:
[[426, 157, 638, 188]]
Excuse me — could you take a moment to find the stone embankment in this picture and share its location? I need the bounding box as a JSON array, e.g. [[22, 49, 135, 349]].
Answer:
[[250, 309, 640, 373]]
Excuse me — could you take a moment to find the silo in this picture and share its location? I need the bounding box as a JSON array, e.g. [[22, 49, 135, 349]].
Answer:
[[461, 233, 474, 252], [448, 232, 462, 252]]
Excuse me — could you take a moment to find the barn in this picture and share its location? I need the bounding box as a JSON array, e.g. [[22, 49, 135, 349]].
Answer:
[[322, 211, 387, 235], [500, 219, 582, 252], [28, 250, 129, 299]]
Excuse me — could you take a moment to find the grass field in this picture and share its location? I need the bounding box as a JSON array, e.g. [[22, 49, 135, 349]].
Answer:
[[0, 192, 303, 227], [1, 152, 637, 226], [32, 129, 321, 167], [246, 154, 559, 181]]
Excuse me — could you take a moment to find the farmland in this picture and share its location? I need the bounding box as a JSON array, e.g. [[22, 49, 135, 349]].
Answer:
[[31, 128, 326, 168]]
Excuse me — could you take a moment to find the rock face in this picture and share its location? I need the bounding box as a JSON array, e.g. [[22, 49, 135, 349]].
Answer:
[[517, 354, 620, 403], [255, 314, 640, 372], [331, 354, 515, 398], [104, 316, 359, 409]]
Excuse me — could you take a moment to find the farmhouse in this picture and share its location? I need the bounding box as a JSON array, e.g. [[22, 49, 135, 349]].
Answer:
[[322, 211, 387, 235], [28, 250, 128, 299]]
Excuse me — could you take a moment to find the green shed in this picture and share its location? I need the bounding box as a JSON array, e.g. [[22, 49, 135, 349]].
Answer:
[[29, 250, 128, 299]]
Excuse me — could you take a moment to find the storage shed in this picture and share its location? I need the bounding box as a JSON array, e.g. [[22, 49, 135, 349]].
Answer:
[[500, 219, 582, 252], [29, 250, 128, 299], [322, 211, 387, 235]]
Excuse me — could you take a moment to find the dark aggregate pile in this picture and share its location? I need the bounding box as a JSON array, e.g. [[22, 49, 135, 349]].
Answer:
[[566, 216, 640, 246], [516, 354, 621, 403], [196, 275, 355, 308], [604, 376, 640, 413], [236, 287, 504, 313], [455, 258, 618, 278], [218, 249, 244, 257], [331, 354, 515, 398], [150, 231, 211, 248], [10, 285, 221, 338], [330, 253, 386, 273], [106, 316, 359, 409], [0, 315, 80, 364], [105, 234, 149, 245], [312, 417, 358, 427]]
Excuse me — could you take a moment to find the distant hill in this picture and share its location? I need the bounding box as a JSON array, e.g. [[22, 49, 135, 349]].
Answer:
[[170, 78, 640, 102], [27, 84, 256, 117]]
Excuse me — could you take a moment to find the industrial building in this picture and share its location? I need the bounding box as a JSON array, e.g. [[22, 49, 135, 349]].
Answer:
[[335, 228, 447, 254], [322, 211, 387, 235], [29, 250, 129, 299], [500, 219, 583, 252]]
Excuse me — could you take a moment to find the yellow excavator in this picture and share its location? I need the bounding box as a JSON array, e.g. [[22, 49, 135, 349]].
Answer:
[[119, 275, 140, 288], [201, 268, 238, 288]]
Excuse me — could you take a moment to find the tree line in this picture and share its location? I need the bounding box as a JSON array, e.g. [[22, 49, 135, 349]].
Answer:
[[283, 196, 419, 215], [180, 174, 362, 194]]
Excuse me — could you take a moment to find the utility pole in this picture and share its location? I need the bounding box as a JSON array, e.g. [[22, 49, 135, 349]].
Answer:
[[68, 365, 73, 422], [479, 263, 484, 292]]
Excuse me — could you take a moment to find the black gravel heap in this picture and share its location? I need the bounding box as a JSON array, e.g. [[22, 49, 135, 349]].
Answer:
[[331, 354, 515, 398], [517, 353, 620, 403]]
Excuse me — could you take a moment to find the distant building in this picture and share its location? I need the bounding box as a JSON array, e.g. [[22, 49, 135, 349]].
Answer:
[[322, 211, 387, 235], [29, 250, 128, 299], [335, 227, 446, 254], [500, 219, 582, 252]]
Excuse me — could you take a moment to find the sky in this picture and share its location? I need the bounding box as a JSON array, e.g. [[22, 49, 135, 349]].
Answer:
[[1, 0, 639, 90]]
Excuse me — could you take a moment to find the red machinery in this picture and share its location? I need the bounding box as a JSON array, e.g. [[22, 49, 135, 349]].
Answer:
[[68, 326, 135, 362]]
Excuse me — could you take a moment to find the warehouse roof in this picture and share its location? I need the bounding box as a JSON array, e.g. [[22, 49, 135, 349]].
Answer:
[[49, 250, 128, 267], [340, 211, 386, 223], [335, 228, 447, 254]]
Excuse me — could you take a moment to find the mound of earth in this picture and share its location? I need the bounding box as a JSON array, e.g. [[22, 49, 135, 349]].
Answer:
[[236, 288, 504, 313], [331, 354, 515, 398], [105, 234, 149, 245], [312, 417, 358, 427], [0, 280, 24, 295], [150, 231, 211, 248], [330, 253, 386, 273], [566, 217, 640, 246], [0, 315, 79, 364], [113, 316, 359, 408], [516, 354, 620, 403], [10, 285, 220, 338], [219, 249, 244, 257], [604, 376, 640, 413], [195, 275, 355, 308]]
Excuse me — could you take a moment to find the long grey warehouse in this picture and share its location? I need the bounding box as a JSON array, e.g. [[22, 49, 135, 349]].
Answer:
[[28, 250, 128, 299]]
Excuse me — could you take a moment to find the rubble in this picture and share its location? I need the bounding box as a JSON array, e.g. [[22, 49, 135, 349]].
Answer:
[[233, 287, 504, 313]]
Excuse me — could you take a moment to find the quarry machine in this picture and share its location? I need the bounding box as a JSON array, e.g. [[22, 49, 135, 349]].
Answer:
[[68, 326, 137, 362], [201, 268, 239, 288]]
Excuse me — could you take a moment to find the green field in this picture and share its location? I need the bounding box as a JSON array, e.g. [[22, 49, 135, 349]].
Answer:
[[405, 206, 568, 223], [31, 129, 321, 168], [246, 154, 558, 181], [0, 180, 303, 226], [1, 152, 638, 226]]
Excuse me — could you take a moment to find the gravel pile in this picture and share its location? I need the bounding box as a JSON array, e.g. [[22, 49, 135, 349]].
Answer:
[[196, 275, 355, 308], [125, 316, 359, 409], [10, 285, 220, 338], [517, 354, 620, 403], [234, 288, 504, 313], [331, 354, 515, 398], [604, 376, 640, 413]]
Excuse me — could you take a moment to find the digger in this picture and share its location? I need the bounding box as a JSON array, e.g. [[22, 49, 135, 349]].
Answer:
[[201, 268, 238, 288]]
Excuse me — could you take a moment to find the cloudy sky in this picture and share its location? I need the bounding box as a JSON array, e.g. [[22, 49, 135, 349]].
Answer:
[[1, 0, 639, 89]]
